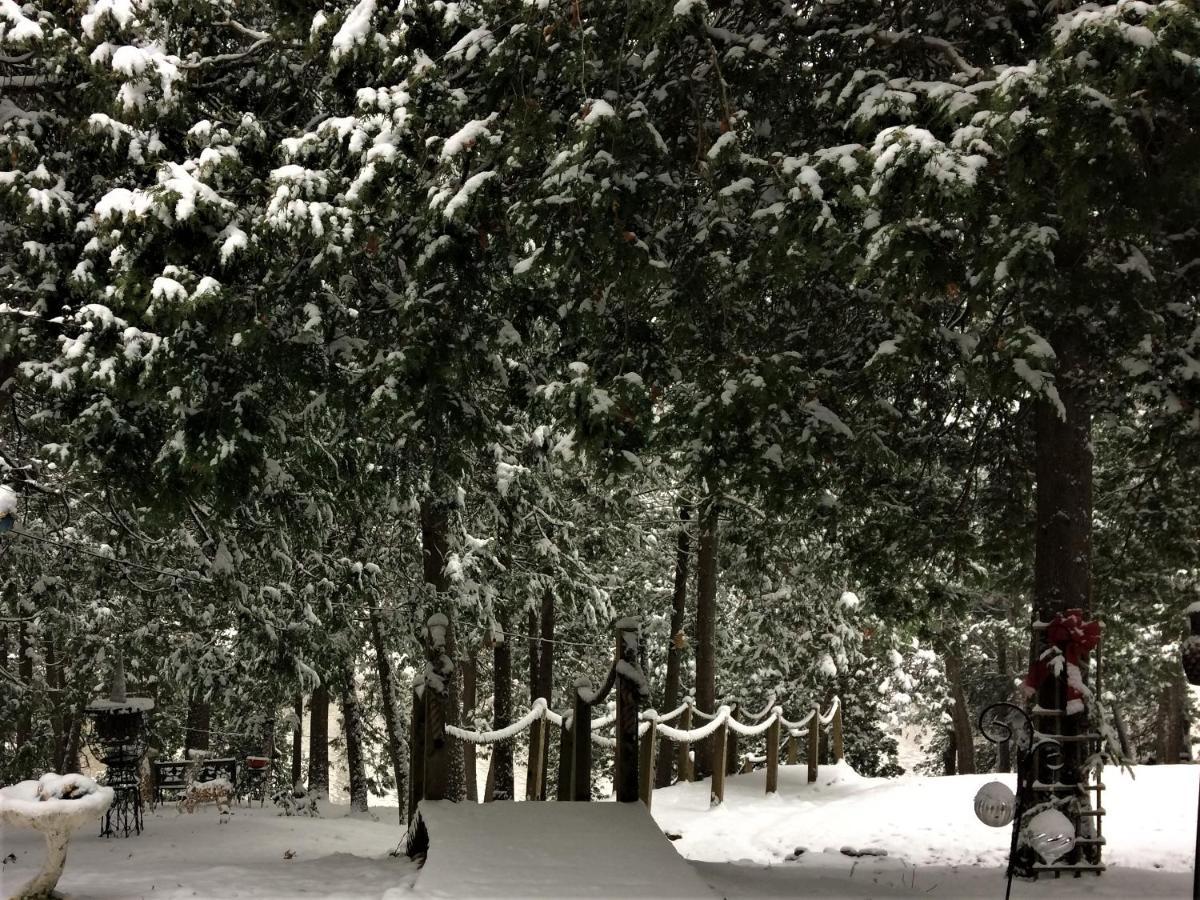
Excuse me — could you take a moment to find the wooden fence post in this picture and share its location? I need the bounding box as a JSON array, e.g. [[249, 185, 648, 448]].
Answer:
[[557, 714, 573, 801], [765, 714, 780, 795], [786, 732, 798, 766], [832, 701, 844, 763], [639, 715, 656, 808], [725, 703, 739, 776], [614, 619, 641, 803], [807, 707, 820, 784], [710, 713, 727, 806], [677, 703, 694, 782], [572, 690, 592, 801], [525, 717, 545, 801]]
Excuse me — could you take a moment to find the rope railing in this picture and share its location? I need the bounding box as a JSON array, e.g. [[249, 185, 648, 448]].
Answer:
[[406, 613, 846, 821]]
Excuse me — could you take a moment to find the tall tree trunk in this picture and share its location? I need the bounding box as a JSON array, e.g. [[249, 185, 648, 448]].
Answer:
[[996, 633, 1011, 773], [657, 506, 691, 787], [340, 666, 369, 813], [462, 650, 478, 802], [944, 648, 975, 774], [943, 728, 958, 776], [16, 624, 32, 750], [45, 638, 65, 770], [1155, 687, 1170, 764], [420, 495, 465, 802], [491, 612, 514, 801], [536, 587, 555, 800], [1033, 327, 1093, 625], [1166, 669, 1186, 764], [368, 609, 407, 819], [694, 498, 719, 777], [308, 684, 330, 797], [1031, 327, 1093, 803], [527, 608, 539, 706], [291, 694, 304, 789], [184, 690, 211, 754], [63, 710, 82, 774]]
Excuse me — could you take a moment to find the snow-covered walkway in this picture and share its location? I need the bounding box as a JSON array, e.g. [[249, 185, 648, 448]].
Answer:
[[1, 764, 1194, 898]]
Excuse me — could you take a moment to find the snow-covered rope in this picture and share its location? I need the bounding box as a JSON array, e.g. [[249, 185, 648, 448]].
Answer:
[[743, 693, 778, 723], [725, 706, 783, 738], [655, 705, 732, 743], [778, 707, 817, 731], [589, 720, 651, 748], [818, 696, 840, 726], [445, 699, 547, 745], [643, 700, 689, 725]]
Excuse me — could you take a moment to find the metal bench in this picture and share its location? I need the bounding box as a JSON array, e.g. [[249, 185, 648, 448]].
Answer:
[[152, 761, 190, 808]]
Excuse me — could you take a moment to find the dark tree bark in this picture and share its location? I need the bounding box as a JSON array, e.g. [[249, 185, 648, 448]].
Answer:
[[1030, 327, 1093, 805], [527, 608, 539, 706], [657, 506, 691, 787], [491, 612, 514, 801], [16, 624, 32, 750], [1033, 327, 1093, 625], [340, 666, 369, 813], [291, 694, 304, 789], [943, 728, 958, 776], [534, 588, 556, 799], [308, 684, 330, 796], [996, 634, 1011, 772], [1166, 670, 1186, 764], [45, 638, 65, 769], [184, 690, 211, 754], [693, 498, 719, 776], [944, 648, 975, 774], [420, 495, 464, 802], [462, 650, 478, 802], [368, 609, 407, 819]]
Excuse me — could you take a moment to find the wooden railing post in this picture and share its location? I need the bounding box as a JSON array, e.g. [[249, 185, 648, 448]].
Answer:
[[710, 712, 727, 806], [765, 713, 780, 795], [677, 703, 694, 782], [639, 714, 656, 808], [725, 703, 739, 776], [832, 701, 844, 763], [556, 713, 573, 801], [786, 732, 798, 766], [572, 689, 592, 800], [614, 619, 641, 803], [807, 706, 820, 784], [523, 720, 547, 801]]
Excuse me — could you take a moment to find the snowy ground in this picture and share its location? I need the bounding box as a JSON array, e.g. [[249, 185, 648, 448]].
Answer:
[[654, 762, 1195, 898], [1, 764, 1194, 898]]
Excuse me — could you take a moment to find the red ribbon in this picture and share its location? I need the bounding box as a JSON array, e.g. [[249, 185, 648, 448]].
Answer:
[[1023, 609, 1099, 712]]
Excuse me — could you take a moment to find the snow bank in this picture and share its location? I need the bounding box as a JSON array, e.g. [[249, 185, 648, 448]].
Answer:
[[412, 800, 717, 898]]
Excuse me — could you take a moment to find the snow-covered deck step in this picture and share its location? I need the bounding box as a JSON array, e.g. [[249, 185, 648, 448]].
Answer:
[[410, 800, 718, 898]]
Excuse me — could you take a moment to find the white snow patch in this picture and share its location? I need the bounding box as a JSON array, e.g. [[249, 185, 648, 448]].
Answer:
[[330, 0, 375, 62]]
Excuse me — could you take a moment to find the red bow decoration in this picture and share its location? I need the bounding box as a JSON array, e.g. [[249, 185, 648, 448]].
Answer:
[[1023, 609, 1100, 715]]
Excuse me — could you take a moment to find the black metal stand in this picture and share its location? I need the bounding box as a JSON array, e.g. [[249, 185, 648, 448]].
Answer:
[[85, 700, 152, 837], [980, 702, 1063, 900]]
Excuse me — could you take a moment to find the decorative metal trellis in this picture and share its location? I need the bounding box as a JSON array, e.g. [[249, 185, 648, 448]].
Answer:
[[85, 653, 154, 838]]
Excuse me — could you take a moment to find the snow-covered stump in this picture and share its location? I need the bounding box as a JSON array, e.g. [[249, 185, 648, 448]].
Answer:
[[0, 774, 114, 899]]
